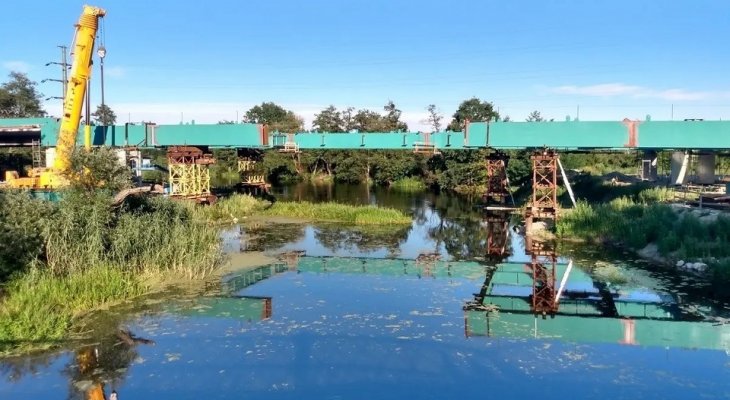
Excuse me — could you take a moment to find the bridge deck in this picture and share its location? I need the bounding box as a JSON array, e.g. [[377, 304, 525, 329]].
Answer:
[[2, 118, 730, 150]]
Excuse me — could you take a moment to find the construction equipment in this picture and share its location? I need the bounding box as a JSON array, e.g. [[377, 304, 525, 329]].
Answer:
[[4, 5, 106, 189]]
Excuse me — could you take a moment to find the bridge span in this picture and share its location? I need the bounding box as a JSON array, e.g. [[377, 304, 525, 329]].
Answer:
[[1, 117, 729, 151]]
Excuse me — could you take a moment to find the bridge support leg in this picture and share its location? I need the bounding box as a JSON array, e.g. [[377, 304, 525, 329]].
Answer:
[[697, 152, 716, 184], [525, 149, 558, 231], [639, 150, 658, 181], [167, 146, 216, 204], [670, 151, 690, 185], [237, 148, 270, 195], [485, 151, 510, 206]]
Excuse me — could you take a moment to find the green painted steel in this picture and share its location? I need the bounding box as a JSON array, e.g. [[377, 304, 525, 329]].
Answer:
[[173, 296, 269, 321], [3, 117, 730, 150], [464, 311, 730, 351], [297, 256, 488, 280]]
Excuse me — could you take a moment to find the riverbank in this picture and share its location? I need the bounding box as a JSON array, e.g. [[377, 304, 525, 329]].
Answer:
[[0, 192, 411, 355], [556, 196, 730, 277], [198, 194, 412, 225]]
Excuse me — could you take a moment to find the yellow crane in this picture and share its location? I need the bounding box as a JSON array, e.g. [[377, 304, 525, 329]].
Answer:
[[4, 5, 106, 189]]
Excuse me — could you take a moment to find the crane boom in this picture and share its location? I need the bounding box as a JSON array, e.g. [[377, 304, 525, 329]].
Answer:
[[2, 5, 105, 189], [55, 5, 106, 174]]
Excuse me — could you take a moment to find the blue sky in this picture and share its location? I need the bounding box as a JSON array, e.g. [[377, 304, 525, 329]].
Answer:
[[2, 0, 729, 129]]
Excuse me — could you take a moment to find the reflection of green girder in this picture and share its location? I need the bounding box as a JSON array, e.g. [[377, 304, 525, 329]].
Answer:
[[464, 311, 730, 351], [175, 296, 271, 321], [484, 295, 675, 319], [223, 263, 289, 293], [5, 117, 730, 150]]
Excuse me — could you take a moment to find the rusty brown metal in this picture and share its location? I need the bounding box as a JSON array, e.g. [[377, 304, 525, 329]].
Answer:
[[525, 238, 558, 316], [485, 151, 510, 205], [484, 210, 510, 265], [622, 118, 641, 148], [529, 149, 558, 221], [167, 146, 216, 165]]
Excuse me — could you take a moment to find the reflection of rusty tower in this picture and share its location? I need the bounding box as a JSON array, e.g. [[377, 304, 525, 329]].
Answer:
[[525, 236, 558, 316], [485, 210, 510, 265]]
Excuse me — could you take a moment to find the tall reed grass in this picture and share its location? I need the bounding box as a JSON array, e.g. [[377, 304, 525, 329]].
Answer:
[[390, 177, 426, 192], [0, 191, 225, 351], [558, 188, 730, 265]]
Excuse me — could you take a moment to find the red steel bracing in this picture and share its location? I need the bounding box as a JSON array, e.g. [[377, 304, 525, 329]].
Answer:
[[258, 124, 269, 146], [622, 118, 640, 148], [485, 151, 510, 205], [530, 150, 558, 220]]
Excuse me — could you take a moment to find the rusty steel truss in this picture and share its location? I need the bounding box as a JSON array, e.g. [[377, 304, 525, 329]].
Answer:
[[167, 146, 216, 204], [529, 149, 558, 220], [484, 151, 511, 206]]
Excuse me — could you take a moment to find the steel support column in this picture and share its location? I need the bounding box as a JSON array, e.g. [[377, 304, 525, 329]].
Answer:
[[525, 149, 559, 231], [485, 151, 510, 206], [167, 146, 216, 204]]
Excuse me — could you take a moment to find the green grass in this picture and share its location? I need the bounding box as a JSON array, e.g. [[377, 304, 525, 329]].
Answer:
[[259, 201, 412, 225], [557, 188, 730, 273], [0, 266, 144, 348], [193, 194, 264, 223], [0, 191, 225, 353], [390, 177, 426, 192]]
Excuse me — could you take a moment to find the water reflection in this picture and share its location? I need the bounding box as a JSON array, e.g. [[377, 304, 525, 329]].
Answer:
[[5, 185, 730, 398]]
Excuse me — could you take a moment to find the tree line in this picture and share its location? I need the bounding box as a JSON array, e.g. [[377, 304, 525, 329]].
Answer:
[[0, 71, 116, 124]]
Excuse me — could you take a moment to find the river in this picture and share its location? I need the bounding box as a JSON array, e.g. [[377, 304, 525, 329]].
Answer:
[[2, 183, 730, 399]]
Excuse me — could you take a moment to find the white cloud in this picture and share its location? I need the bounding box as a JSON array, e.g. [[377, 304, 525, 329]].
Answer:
[[549, 83, 728, 102], [2, 60, 31, 73], [552, 83, 643, 97], [104, 66, 126, 79]]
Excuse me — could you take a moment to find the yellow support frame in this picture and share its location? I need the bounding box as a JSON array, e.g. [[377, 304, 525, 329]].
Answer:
[[168, 163, 211, 197]]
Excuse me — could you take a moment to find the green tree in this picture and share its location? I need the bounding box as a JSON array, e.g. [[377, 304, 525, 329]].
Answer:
[[243, 102, 303, 133], [64, 147, 132, 192], [526, 110, 544, 122], [312, 105, 345, 132], [353, 109, 384, 132], [382, 100, 408, 132], [342, 107, 356, 131], [425, 104, 443, 132], [447, 97, 499, 131], [0, 72, 45, 118], [92, 104, 117, 125]]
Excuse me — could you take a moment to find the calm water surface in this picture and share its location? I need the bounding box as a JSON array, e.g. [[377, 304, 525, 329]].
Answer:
[[2, 183, 730, 399]]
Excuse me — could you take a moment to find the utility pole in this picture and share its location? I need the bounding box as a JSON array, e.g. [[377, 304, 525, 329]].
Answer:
[[44, 45, 70, 114]]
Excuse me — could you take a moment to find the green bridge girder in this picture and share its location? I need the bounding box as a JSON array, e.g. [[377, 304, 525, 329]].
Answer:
[[2, 117, 730, 150]]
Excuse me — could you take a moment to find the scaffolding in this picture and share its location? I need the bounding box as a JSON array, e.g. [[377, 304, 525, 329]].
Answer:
[[525, 149, 559, 230], [167, 146, 216, 203]]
